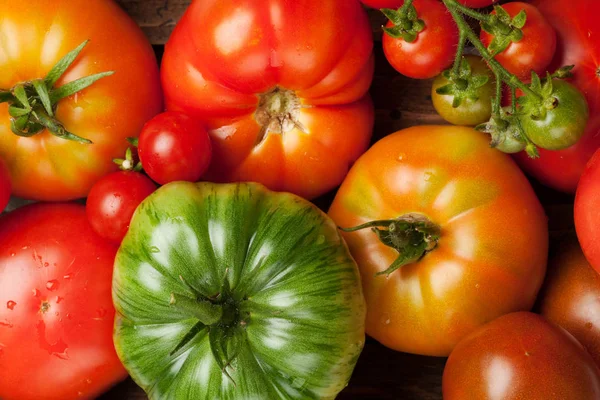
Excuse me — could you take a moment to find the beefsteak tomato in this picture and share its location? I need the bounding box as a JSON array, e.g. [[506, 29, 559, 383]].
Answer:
[[575, 148, 600, 273], [161, 0, 374, 200], [443, 312, 600, 399], [328, 126, 548, 356], [0, 203, 125, 400], [113, 182, 366, 399], [0, 0, 162, 201], [513, 0, 600, 193]]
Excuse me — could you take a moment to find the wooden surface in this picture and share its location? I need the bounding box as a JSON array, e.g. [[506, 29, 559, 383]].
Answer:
[[14, 1, 572, 399]]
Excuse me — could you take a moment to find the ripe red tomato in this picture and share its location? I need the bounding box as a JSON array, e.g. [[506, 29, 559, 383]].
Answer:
[[539, 238, 600, 368], [138, 112, 212, 185], [383, 0, 458, 79], [161, 0, 374, 200], [360, 0, 404, 8], [458, 0, 499, 6], [443, 312, 600, 399], [512, 0, 600, 193], [0, 203, 126, 400], [0, 157, 10, 212], [575, 149, 600, 273], [480, 2, 556, 81], [86, 171, 157, 243]]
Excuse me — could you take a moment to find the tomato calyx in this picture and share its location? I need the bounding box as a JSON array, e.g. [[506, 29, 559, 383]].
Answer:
[[0, 41, 114, 144], [481, 5, 527, 56], [518, 72, 559, 121], [254, 87, 306, 145], [476, 108, 527, 154], [436, 57, 491, 108], [113, 138, 142, 172], [341, 213, 441, 276], [381, 0, 426, 43]]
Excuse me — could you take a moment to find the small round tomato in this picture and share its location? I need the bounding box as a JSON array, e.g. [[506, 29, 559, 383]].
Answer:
[[443, 312, 600, 399], [432, 55, 495, 126], [480, 3, 556, 80], [86, 171, 156, 243], [0, 157, 11, 212], [575, 149, 600, 273], [0, 203, 126, 400], [519, 79, 589, 150], [382, 0, 458, 79], [360, 0, 403, 8], [138, 112, 212, 185], [539, 238, 600, 368], [458, 0, 499, 7]]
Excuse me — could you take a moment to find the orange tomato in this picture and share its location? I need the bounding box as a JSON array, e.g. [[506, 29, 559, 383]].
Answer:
[[328, 126, 548, 356], [0, 0, 162, 201], [161, 0, 374, 200]]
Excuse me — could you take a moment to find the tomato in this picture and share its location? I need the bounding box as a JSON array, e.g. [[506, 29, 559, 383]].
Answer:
[[360, 0, 404, 8], [86, 171, 156, 243], [113, 182, 365, 398], [518, 79, 589, 150], [539, 238, 600, 368], [382, 0, 458, 79], [0, 157, 10, 212], [443, 312, 600, 399], [0, 0, 162, 201], [161, 0, 374, 200], [458, 0, 499, 7], [480, 2, 556, 81], [0, 203, 126, 400], [575, 149, 600, 273], [328, 126, 548, 356], [138, 112, 212, 185], [512, 0, 600, 193], [432, 55, 495, 126]]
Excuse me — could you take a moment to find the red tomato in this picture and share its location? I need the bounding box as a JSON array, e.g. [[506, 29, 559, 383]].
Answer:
[[360, 0, 404, 8], [443, 312, 600, 399], [138, 112, 212, 185], [512, 0, 600, 193], [86, 171, 156, 243], [383, 0, 458, 79], [0, 157, 10, 212], [161, 0, 374, 200], [0, 203, 126, 400], [458, 0, 499, 6], [539, 238, 600, 368], [0, 0, 162, 201], [575, 149, 600, 273], [480, 2, 556, 81]]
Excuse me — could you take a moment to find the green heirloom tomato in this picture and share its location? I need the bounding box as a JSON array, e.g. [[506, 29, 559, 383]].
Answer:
[[112, 182, 366, 400]]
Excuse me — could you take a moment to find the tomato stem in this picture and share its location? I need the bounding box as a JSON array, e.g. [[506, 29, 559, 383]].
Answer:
[[452, 32, 467, 78], [169, 292, 223, 325]]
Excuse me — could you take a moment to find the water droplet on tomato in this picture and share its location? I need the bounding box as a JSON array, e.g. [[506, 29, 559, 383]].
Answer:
[[85, 378, 92, 384], [56, 296, 64, 304], [21, 246, 28, 250], [96, 308, 107, 319], [43, 262, 49, 267], [6, 301, 16, 310], [46, 280, 60, 291], [63, 274, 72, 280], [586, 322, 593, 329], [424, 172, 434, 182], [397, 153, 406, 162], [32, 289, 40, 297], [475, 283, 480, 289], [150, 246, 160, 253], [10, 252, 15, 257], [316, 235, 325, 245]]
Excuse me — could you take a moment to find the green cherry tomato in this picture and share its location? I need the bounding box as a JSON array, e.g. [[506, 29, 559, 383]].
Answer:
[[432, 55, 495, 126], [519, 80, 589, 150]]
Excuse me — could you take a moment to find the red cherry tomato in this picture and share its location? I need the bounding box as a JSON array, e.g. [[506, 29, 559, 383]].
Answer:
[[458, 0, 499, 6], [480, 2, 556, 80], [86, 171, 156, 243], [0, 157, 11, 212], [575, 149, 600, 273], [383, 0, 459, 79], [360, 0, 404, 8], [138, 112, 212, 185]]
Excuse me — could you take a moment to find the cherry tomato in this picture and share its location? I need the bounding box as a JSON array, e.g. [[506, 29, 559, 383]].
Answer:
[[360, 0, 404, 8], [432, 55, 495, 126], [383, 0, 458, 79], [0, 157, 11, 212], [539, 238, 600, 368], [575, 149, 600, 273], [512, 0, 600, 193], [480, 3, 556, 81], [138, 112, 212, 185], [0, 203, 126, 400], [458, 0, 499, 7], [443, 312, 600, 399], [328, 126, 548, 356], [86, 171, 157, 243]]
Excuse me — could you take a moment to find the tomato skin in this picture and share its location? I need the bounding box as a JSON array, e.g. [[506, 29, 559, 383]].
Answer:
[[539, 238, 600, 368], [328, 126, 548, 356], [0, 157, 10, 212], [443, 312, 600, 399], [512, 0, 600, 193], [138, 112, 212, 185], [575, 149, 600, 273], [360, 0, 404, 8], [161, 0, 374, 200], [0, 0, 162, 201], [0, 203, 126, 400], [480, 2, 556, 80], [383, 0, 458, 79], [86, 171, 157, 243]]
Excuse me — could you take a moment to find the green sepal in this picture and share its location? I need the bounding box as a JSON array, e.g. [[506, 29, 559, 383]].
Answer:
[[44, 40, 89, 87], [552, 65, 575, 79], [12, 85, 31, 110], [493, 5, 512, 22], [8, 105, 31, 118], [436, 57, 492, 109], [32, 79, 54, 117], [482, 6, 528, 55], [49, 71, 114, 103], [381, 2, 425, 43], [382, 25, 404, 39], [0, 90, 15, 103], [381, 8, 402, 25], [512, 10, 527, 29], [476, 108, 527, 154]]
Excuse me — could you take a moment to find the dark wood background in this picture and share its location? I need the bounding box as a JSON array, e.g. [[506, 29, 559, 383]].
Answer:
[[50, 0, 573, 398]]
